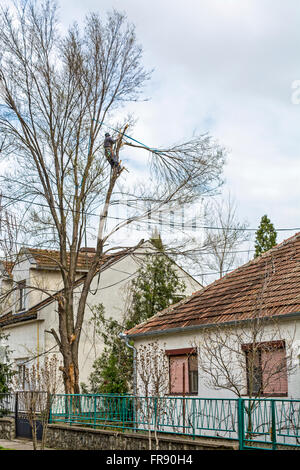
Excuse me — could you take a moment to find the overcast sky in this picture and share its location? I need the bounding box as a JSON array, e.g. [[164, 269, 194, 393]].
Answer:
[[57, 0, 300, 250]]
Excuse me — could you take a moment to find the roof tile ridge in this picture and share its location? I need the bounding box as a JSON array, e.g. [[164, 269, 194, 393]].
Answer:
[[253, 231, 300, 259], [127, 231, 300, 333]]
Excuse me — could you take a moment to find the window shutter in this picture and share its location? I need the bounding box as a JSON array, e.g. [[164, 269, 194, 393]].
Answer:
[[169, 355, 189, 394], [261, 348, 288, 395]]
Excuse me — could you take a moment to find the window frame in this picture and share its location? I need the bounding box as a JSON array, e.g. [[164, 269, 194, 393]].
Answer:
[[166, 347, 199, 396], [242, 340, 288, 397], [16, 280, 26, 313]]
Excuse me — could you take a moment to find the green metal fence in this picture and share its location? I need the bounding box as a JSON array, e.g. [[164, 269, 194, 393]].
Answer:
[[1, 392, 299, 449], [49, 394, 239, 439], [239, 398, 300, 450], [49, 394, 300, 450]]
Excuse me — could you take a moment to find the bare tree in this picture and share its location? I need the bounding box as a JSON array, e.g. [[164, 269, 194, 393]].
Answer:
[[14, 354, 62, 450], [200, 194, 250, 280], [0, 0, 225, 394], [136, 341, 170, 450], [194, 265, 297, 439], [0, 197, 23, 315], [196, 320, 296, 400], [0, 195, 19, 261]]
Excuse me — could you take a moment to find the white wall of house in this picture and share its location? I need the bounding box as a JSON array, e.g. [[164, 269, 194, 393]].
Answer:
[[2, 320, 42, 361], [132, 317, 300, 399], [1, 246, 200, 391]]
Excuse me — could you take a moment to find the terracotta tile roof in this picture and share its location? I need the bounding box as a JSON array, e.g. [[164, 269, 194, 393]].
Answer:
[[126, 232, 300, 337], [1, 261, 14, 278], [25, 248, 100, 271]]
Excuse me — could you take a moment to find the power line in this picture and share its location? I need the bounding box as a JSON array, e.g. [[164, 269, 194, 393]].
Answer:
[[0, 177, 297, 233], [0, 236, 254, 252], [0, 192, 204, 230], [0, 238, 255, 262], [0, 192, 299, 233]]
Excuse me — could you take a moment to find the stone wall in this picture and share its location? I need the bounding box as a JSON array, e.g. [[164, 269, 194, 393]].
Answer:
[[0, 417, 15, 440], [46, 424, 238, 450]]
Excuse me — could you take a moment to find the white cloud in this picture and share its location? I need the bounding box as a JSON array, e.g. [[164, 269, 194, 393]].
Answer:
[[58, 0, 300, 249]]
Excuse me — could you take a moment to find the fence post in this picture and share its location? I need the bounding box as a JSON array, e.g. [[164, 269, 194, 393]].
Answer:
[[70, 395, 72, 426], [271, 400, 277, 450], [15, 392, 18, 437], [154, 396, 158, 427], [192, 399, 196, 440], [49, 393, 52, 424], [122, 396, 125, 432], [237, 398, 244, 450], [94, 395, 97, 429], [133, 395, 137, 433]]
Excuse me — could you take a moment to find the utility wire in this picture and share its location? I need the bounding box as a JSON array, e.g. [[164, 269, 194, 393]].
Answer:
[[0, 237, 255, 259], [0, 193, 205, 230], [0, 192, 298, 233]]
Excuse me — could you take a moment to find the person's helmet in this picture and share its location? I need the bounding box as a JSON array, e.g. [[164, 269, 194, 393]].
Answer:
[[105, 133, 110, 137]]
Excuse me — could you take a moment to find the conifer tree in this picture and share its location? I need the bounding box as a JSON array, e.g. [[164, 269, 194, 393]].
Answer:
[[0, 332, 14, 394], [254, 215, 277, 258]]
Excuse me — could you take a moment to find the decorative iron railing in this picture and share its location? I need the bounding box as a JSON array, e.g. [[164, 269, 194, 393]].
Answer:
[[49, 394, 239, 440], [239, 398, 300, 450], [48, 394, 300, 449], [2, 393, 299, 449]]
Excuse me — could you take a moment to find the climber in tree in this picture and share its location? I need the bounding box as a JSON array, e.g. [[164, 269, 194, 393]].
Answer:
[[104, 132, 120, 170]]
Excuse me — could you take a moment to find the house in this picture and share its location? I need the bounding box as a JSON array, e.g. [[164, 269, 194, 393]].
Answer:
[[0, 240, 201, 389], [125, 232, 300, 399]]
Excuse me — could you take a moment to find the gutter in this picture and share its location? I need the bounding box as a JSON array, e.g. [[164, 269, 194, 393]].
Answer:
[[126, 311, 300, 340], [1, 317, 44, 330], [119, 332, 137, 396]]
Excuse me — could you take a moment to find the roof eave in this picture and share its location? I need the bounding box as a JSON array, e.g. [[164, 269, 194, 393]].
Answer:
[[126, 311, 300, 340]]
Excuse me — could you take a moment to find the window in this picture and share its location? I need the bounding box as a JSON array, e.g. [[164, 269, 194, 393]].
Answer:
[[243, 340, 288, 397], [166, 348, 198, 395], [16, 280, 26, 312], [15, 359, 29, 390]]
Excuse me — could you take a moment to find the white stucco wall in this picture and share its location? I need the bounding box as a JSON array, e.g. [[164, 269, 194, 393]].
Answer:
[[1, 320, 42, 361], [132, 317, 300, 400]]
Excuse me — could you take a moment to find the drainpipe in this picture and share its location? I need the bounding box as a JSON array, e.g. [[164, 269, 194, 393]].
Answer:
[[119, 332, 137, 396]]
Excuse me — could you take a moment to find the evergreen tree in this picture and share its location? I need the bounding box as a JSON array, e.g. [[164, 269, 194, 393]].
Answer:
[[81, 237, 186, 394], [125, 251, 186, 331], [254, 215, 277, 258], [81, 306, 132, 394], [0, 332, 14, 394]]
